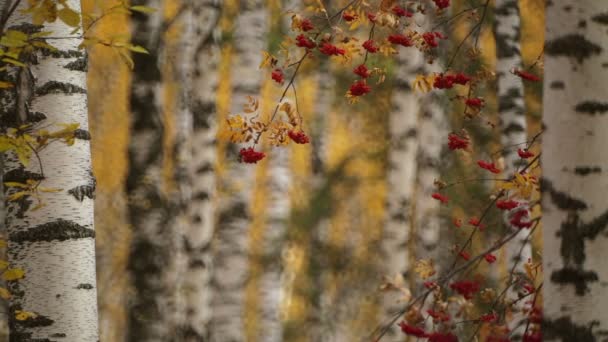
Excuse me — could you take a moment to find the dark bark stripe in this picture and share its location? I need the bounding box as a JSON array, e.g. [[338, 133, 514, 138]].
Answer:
[[551, 267, 598, 295], [550, 80, 565, 89], [3, 168, 44, 183], [35, 81, 86, 96], [541, 178, 588, 210], [68, 185, 95, 202], [40, 49, 84, 59], [192, 99, 215, 129], [74, 129, 91, 141], [64, 57, 88, 72], [76, 283, 94, 290], [545, 34, 603, 63], [591, 13, 608, 25], [10, 219, 95, 243], [498, 88, 525, 113], [550, 207, 608, 295], [575, 101, 608, 115], [7, 23, 43, 34], [543, 316, 598, 341], [502, 122, 526, 135], [574, 166, 602, 176]]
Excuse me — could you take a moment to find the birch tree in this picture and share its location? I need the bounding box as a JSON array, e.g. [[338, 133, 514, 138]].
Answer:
[[494, 0, 531, 334], [0, 0, 99, 340], [125, 0, 179, 340], [382, 45, 423, 336], [209, 0, 268, 340], [178, 0, 222, 339], [414, 97, 445, 262], [542, 0, 608, 339]]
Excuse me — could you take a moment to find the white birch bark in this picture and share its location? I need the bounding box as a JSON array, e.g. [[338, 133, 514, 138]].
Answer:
[[382, 46, 423, 337], [179, 0, 222, 340], [208, 1, 268, 340], [257, 147, 290, 342], [494, 0, 532, 335], [1, 1, 99, 340], [304, 62, 334, 342], [126, 0, 177, 340], [167, 0, 196, 337], [542, 1, 608, 340], [414, 96, 446, 261]]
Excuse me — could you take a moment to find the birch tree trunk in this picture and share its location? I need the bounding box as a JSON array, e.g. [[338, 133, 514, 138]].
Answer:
[[542, 1, 608, 340], [126, 0, 178, 340], [163, 0, 196, 337], [382, 46, 423, 336], [494, 0, 531, 335], [208, 0, 268, 340], [178, 0, 222, 340], [1, 1, 99, 340], [414, 97, 446, 262]]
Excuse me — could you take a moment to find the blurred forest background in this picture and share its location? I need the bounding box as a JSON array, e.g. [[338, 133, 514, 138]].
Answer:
[[0, 0, 546, 340]]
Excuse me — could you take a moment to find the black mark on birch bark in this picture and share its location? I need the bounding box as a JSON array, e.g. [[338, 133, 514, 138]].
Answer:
[[574, 166, 602, 176], [543, 316, 598, 342], [68, 185, 95, 201], [591, 13, 608, 25], [541, 178, 588, 210], [36, 81, 86, 96], [10, 219, 95, 243], [545, 34, 602, 63], [575, 101, 608, 115], [76, 283, 94, 290], [550, 81, 565, 89], [64, 57, 88, 72]]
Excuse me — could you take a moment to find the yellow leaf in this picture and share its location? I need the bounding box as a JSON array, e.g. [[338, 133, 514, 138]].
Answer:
[[57, 7, 81, 27], [0, 260, 9, 270], [15, 310, 36, 321], [7, 191, 29, 201], [0, 81, 13, 88], [412, 74, 437, 93], [0, 287, 10, 299], [3, 268, 25, 281], [3, 182, 28, 189], [39, 187, 62, 193]]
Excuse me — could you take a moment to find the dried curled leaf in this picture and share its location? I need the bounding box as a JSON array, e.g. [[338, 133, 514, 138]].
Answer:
[[268, 122, 291, 146], [412, 74, 437, 93], [414, 259, 436, 279]]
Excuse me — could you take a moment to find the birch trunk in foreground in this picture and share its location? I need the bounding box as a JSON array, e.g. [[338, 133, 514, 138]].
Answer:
[[179, 0, 222, 339], [542, 1, 608, 340], [209, 0, 268, 340], [494, 0, 531, 334], [382, 46, 423, 336], [126, 0, 177, 340], [1, 0, 99, 340]]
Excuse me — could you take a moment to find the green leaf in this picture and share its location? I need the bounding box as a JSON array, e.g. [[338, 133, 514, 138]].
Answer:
[[128, 45, 149, 54], [2, 58, 26, 67], [130, 5, 157, 14]]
